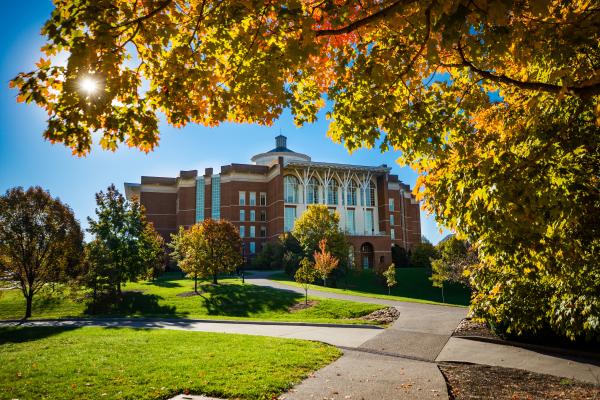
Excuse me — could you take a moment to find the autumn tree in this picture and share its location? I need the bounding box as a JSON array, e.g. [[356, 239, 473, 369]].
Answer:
[[383, 264, 397, 295], [86, 185, 162, 296], [295, 257, 318, 305], [170, 219, 242, 285], [293, 205, 349, 274], [313, 239, 339, 287], [0, 187, 83, 318], [13, 1, 600, 340]]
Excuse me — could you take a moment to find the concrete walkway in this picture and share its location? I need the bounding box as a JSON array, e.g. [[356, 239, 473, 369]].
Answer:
[[0, 318, 383, 348]]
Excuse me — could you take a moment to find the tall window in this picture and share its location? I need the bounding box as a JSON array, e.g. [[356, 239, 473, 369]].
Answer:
[[196, 177, 205, 222], [284, 176, 299, 203], [327, 179, 338, 205], [391, 228, 395, 240], [259, 192, 267, 206], [250, 226, 256, 238], [389, 198, 395, 212], [239, 210, 245, 221], [390, 214, 395, 226], [239, 226, 245, 237], [211, 176, 220, 219], [346, 209, 355, 234], [260, 226, 267, 237], [284, 207, 296, 231], [365, 209, 374, 234], [347, 180, 357, 206], [239, 191, 246, 206], [249, 242, 256, 254], [250, 210, 255, 221], [249, 192, 256, 206], [260, 210, 266, 221], [307, 177, 320, 204], [367, 181, 376, 207]]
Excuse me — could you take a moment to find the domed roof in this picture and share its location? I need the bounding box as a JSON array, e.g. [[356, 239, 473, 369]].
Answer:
[[251, 135, 311, 165]]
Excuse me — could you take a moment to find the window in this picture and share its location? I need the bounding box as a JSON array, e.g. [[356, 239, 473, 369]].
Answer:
[[347, 180, 357, 206], [250, 226, 255, 238], [307, 177, 319, 204], [284, 176, 299, 203], [239, 210, 245, 221], [284, 207, 296, 232], [390, 214, 395, 226], [391, 228, 395, 240], [365, 209, 374, 234], [239, 191, 246, 206], [260, 226, 267, 238], [249, 192, 256, 206], [260, 210, 266, 221], [211, 176, 220, 219], [239, 226, 245, 237], [249, 242, 256, 254], [250, 210, 255, 222], [346, 209, 355, 234], [389, 198, 394, 212], [366, 181, 376, 207], [327, 179, 338, 205], [260, 192, 267, 206], [196, 177, 205, 222]]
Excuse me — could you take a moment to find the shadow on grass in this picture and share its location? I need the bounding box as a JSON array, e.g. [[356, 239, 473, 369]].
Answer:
[[0, 326, 80, 344], [84, 292, 185, 318], [201, 284, 302, 317], [142, 272, 184, 288]]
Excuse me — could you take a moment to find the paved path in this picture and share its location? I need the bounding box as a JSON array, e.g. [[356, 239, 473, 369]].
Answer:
[[437, 337, 600, 385], [0, 318, 383, 348]]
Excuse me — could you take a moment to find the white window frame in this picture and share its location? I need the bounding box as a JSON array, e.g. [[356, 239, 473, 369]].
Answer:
[[259, 192, 267, 206], [250, 210, 255, 222], [249, 226, 256, 238], [239, 209, 245, 221], [239, 226, 245, 238], [249, 192, 256, 206], [239, 191, 246, 206]]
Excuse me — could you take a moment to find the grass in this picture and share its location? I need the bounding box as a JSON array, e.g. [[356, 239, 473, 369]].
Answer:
[[269, 268, 471, 306], [0, 272, 384, 324], [0, 326, 341, 400]]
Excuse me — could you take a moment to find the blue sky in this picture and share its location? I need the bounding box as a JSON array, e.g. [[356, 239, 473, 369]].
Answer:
[[0, 1, 449, 244]]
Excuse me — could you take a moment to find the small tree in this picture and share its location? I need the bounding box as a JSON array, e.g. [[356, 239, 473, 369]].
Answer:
[[431, 237, 478, 303], [170, 219, 242, 286], [383, 264, 397, 295], [169, 225, 207, 292], [313, 239, 339, 287], [295, 257, 317, 305], [0, 187, 83, 318], [140, 223, 166, 281]]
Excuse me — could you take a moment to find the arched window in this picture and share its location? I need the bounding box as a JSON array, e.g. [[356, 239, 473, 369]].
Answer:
[[284, 176, 299, 203], [327, 179, 339, 205], [306, 177, 320, 204], [347, 180, 357, 206]]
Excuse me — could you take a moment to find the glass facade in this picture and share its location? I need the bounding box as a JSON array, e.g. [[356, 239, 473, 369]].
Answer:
[[327, 180, 338, 205], [211, 176, 220, 219], [195, 177, 205, 222], [284, 176, 299, 203], [347, 181, 357, 206], [365, 209, 374, 234], [346, 209, 355, 234], [307, 177, 319, 204]]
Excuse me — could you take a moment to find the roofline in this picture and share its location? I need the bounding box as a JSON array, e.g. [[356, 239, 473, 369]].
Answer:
[[250, 151, 311, 162], [284, 160, 391, 173]]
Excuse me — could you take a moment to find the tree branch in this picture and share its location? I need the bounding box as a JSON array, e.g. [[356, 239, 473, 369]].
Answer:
[[314, 0, 417, 37], [115, 0, 173, 29], [447, 41, 600, 98]]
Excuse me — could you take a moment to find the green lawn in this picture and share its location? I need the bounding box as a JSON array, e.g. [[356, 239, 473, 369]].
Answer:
[[0, 272, 384, 323], [0, 326, 341, 400], [269, 268, 471, 306]]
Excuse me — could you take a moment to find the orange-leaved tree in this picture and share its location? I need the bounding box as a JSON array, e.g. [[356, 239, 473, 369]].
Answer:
[[313, 239, 339, 287]]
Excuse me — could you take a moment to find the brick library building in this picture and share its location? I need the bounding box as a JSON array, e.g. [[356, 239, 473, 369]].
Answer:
[[125, 135, 422, 270]]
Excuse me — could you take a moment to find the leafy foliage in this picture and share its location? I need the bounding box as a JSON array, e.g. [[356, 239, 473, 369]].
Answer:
[[85, 185, 163, 301], [292, 205, 349, 281], [409, 242, 438, 269], [382, 264, 397, 295], [0, 187, 83, 318], [169, 219, 242, 285], [431, 236, 475, 288], [295, 257, 318, 305], [251, 241, 284, 270], [313, 239, 339, 287], [391, 245, 410, 268]]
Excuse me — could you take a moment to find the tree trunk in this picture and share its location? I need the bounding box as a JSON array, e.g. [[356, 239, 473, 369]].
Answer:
[[305, 288, 308, 305], [213, 274, 218, 284], [388, 286, 391, 295], [117, 280, 122, 296], [323, 277, 326, 287], [25, 293, 33, 319], [194, 274, 198, 293], [441, 284, 445, 303]]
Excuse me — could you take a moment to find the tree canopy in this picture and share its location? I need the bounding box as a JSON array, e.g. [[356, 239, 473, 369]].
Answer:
[[0, 187, 83, 318], [11, 1, 599, 155]]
